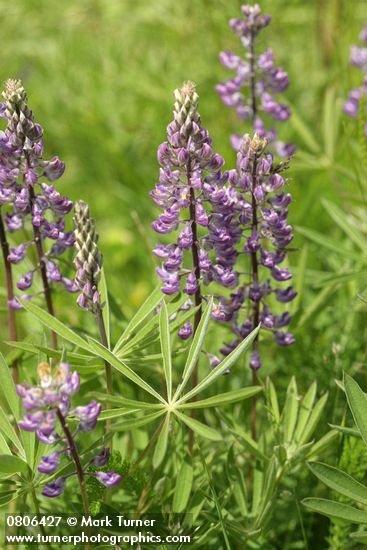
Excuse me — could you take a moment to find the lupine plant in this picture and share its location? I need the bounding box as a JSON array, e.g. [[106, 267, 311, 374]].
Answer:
[[216, 3, 295, 156], [1, 1, 367, 548]]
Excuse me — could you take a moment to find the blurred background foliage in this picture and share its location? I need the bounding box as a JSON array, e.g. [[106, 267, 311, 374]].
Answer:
[[1, 0, 367, 390]]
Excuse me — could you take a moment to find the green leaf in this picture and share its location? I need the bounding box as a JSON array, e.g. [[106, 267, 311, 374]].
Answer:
[[178, 325, 260, 403], [307, 430, 338, 459], [288, 105, 320, 153], [308, 462, 367, 506], [303, 498, 367, 524], [178, 386, 262, 409], [114, 285, 162, 352], [344, 373, 367, 448], [172, 460, 193, 513], [90, 393, 163, 410], [283, 377, 298, 444], [113, 411, 165, 431], [229, 422, 267, 461], [98, 408, 143, 420], [322, 199, 366, 252], [350, 530, 367, 543], [0, 408, 24, 457], [153, 414, 170, 469], [296, 226, 360, 261], [0, 353, 20, 420], [85, 338, 166, 404], [174, 411, 222, 441], [266, 378, 280, 424], [294, 382, 317, 443], [159, 301, 172, 402], [0, 455, 29, 474], [298, 392, 328, 445], [328, 424, 361, 438], [100, 268, 111, 349], [21, 300, 90, 351], [174, 297, 213, 400]]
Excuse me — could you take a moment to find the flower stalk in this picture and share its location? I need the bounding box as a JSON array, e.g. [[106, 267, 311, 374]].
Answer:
[[0, 209, 18, 380]]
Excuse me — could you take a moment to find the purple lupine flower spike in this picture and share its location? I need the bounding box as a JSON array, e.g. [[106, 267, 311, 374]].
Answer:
[[73, 201, 104, 314], [216, 4, 295, 156], [17, 361, 121, 499], [211, 134, 296, 371], [151, 81, 233, 340], [0, 79, 76, 308], [343, 23, 367, 137]]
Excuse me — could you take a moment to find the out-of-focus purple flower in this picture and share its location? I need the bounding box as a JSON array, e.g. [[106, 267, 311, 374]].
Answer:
[[178, 322, 193, 340], [216, 4, 294, 156], [42, 477, 65, 498], [17, 361, 119, 499], [95, 471, 122, 488], [38, 451, 61, 474], [344, 24, 367, 136], [73, 401, 102, 432], [93, 448, 110, 467]]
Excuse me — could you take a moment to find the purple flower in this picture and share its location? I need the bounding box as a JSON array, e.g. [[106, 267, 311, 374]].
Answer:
[[93, 448, 110, 467], [211, 134, 295, 370], [38, 451, 61, 474], [344, 24, 367, 136], [42, 477, 65, 498], [216, 4, 295, 156], [178, 322, 193, 340], [73, 401, 102, 432], [17, 361, 120, 499], [95, 471, 122, 488], [0, 79, 75, 308]]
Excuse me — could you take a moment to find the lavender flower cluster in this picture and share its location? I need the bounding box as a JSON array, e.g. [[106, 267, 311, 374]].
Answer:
[[151, 81, 236, 339], [211, 134, 296, 370], [216, 4, 295, 157], [0, 80, 77, 309], [344, 23, 367, 136], [17, 362, 120, 497]]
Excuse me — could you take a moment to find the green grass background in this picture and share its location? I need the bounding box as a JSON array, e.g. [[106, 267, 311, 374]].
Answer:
[[1, 0, 367, 385]]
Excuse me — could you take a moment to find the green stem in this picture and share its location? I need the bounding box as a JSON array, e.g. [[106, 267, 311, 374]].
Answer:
[[95, 307, 113, 449]]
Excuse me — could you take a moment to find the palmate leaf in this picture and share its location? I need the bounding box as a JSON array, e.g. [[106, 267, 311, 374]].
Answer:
[[159, 301, 172, 402], [21, 300, 91, 351], [177, 324, 260, 404], [113, 285, 163, 352], [283, 376, 298, 444], [100, 268, 111, 349], [294, 382, 316, 443], [308, 462, 367, 506], [174, 297, 213, 400], [153, 414, 170, 469], [178, 386, 262, 409], [85, 338, 166, 404], [303, 498, 367, 524], [0, 455, 29, 475], [173, 410, 222, 441], [344, 373, 367, 448], [172, 459, 193, 513]]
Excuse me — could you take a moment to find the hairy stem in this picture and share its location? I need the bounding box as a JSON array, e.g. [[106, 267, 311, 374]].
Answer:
[[28, 185, 57, 350], [57, 409, 90, 549], [249, 27, 259, 440], [0, 209, 18, 382], [250, 152, 260, 440], [95, 307, 113, 449], [187, 154, 203, 452]]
